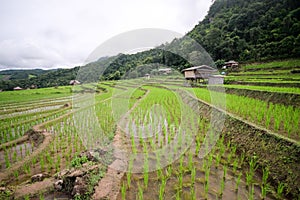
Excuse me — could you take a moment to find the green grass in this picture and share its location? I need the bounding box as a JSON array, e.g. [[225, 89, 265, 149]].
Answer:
[[242, 59, 300, 70], [224, 85, 300, 94], [0, 86, 72, 103], [28, 74, 36, 79]]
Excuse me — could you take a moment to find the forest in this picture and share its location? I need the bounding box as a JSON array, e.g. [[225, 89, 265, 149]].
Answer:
[[0, 0, 299, 89]]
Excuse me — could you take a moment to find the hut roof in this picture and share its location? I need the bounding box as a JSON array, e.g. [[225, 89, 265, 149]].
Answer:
[[225, 60, 238, 65], [13, 86, 23, 90], [69, 80, 80, 85], [182, 65, 217, 72]]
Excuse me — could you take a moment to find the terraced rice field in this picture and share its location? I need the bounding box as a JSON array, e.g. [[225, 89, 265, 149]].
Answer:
[[0, 74, 299, 199]]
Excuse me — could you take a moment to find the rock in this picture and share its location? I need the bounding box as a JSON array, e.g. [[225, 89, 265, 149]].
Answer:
[[55, 169, 70, 179], [67, 170, 85, 178], [54, 180, 63, 190], [86, 151, 99, 162], [31, 173, 48, 182], [71, 177, 87, 196]]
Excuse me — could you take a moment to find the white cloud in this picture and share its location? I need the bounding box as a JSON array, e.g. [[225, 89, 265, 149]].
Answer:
[[0, 0, 212, 70]]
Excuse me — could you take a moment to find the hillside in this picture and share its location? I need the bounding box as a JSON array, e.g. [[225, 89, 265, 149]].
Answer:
[[0, 68, 79, 90], [188, 0, 300, 62], [98, 0, 300, 80], [0, 69, 49, 81], [0, 0, 299, 89]]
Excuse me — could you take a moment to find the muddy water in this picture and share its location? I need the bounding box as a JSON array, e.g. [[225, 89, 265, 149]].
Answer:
[[117, 157, 275, 200], [0, 141, 35, 170]]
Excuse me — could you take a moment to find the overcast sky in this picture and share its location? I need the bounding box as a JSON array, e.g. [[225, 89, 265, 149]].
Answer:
[[0, 0, 213, 70]]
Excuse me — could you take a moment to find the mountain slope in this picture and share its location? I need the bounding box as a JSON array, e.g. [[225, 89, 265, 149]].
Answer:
[[188, 0, 300, 61], [1, 0, 299, 89]]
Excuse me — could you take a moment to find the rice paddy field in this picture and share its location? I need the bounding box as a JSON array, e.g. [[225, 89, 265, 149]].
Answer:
[[0, 60, 299, 200]]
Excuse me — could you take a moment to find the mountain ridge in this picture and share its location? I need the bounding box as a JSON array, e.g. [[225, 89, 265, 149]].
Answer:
[[1, 0, 299, 90]]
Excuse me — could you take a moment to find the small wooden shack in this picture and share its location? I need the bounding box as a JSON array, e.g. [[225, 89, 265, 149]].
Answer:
[[144, 73, 150, 79], [208, 75, 224, 85], [13, 86, 23, 90], [158, 68, 172, 75], [182, 65, 217, 82], [69, 80, 80, 85], [224, 60, 238, 68]]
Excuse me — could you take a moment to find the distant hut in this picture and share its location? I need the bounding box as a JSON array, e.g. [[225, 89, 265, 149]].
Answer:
[[208, 75, 224, 85], [13, 86, 23, 90], [182, 65, 217, 83], [158, 68, 172, 75], [144, 73, 150, 79], [69, 80, 80, 85], [224, 60, 239, 68], [30, 84, 37, 89]]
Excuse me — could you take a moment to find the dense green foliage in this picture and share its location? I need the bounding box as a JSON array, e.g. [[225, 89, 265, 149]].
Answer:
[[189, 0, 300, 61], [0, 69, 48, 81], [0, 67, 79, 90], [96, 0, 300, 80], [0, 0, 299, 88]]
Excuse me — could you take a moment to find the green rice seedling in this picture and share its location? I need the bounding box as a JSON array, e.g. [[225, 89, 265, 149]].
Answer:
[[191, 167, 196, 186], [20, 145, 23, 157], [207, 153, 213, 168], [121, 182, 126, 200], [176, 189, 181, 200], [39, 192, 45, 200], [137, 183, 143, 200], [13, 150, 17, 162], [24, 164, 31, 174], [159, 177, 167, 200], [32, 156, 37, 166], [204, 178, 209, 200], [5, 151, 10, 168], [166, 165, 172, 178], [235, 172, 242, 192], [178, 173, 183, 190], [55, 155, 61, 172], [13, 170, 19, 179], [188, 151, 193, 171], [219, 177, 225, 197], [249, 184, 255, 200], [223, 165, 227, 180], [24, 194, 30, 200], [179, 156, 184, 173], [144, 171, 149, 189], [232, 157, 239, 174], [191, 185, 196, 200], [246, 156, 258, 187], [126, 172, 131, 189], [215, 151, 221, 169], [261, 167, 269, 199], [246, 171, 253, 188], [276, 182, 285, 199], [40, 155, 45, 171]]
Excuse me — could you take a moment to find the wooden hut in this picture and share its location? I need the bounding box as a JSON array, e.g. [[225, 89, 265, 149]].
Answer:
[[208, 75, 224, 85], [224, 60, 238, 68], [69, 80, 80, 85], [13, 86, 23, 90], [158, 68, 172, 75], [182, 65, 217, 82]]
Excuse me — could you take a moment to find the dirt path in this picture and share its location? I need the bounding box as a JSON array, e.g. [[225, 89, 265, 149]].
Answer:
[[14, 178, 55, 199], [92, 89, 150, 200]]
